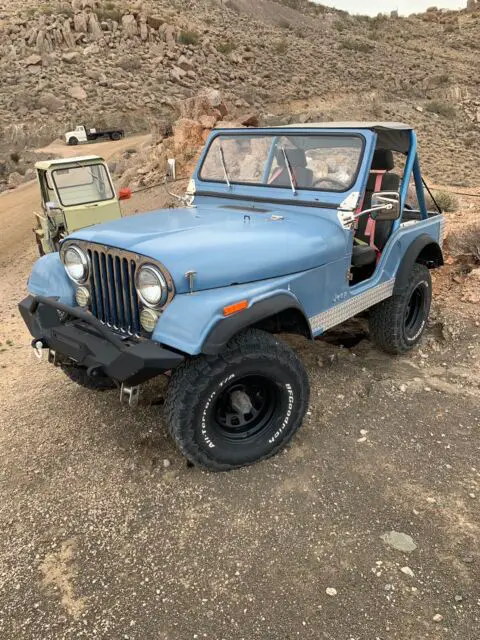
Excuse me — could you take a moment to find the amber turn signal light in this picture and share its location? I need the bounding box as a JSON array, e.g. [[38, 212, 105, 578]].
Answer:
[[223, 300, 248, 317]]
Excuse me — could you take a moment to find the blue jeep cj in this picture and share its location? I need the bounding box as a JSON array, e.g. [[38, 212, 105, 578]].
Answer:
[[20, 122, 445, 471]]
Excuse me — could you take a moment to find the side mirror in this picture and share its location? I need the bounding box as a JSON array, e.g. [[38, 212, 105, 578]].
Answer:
[[166, 158, 176, 181], [371, 191, 401, 221], [118, 187, 132, 201]]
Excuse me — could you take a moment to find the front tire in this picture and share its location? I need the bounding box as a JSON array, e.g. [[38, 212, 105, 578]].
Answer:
[[369, 263, 432, 354], [164, 329, 310, 471], [68, 137, 79, 146]]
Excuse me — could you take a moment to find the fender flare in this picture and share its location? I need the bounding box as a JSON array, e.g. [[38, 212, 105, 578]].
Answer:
[[201, 293, 311, 355], [394, 233, 444, 293]]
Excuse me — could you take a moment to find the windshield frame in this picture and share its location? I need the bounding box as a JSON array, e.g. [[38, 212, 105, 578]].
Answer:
[[197, 130, 366, 195], [51, 162, 115, 208]]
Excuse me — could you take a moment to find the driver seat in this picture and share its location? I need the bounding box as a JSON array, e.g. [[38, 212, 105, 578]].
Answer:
[[269, 149, 314, 189]]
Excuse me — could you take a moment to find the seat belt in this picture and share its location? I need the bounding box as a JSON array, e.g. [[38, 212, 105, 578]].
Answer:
[[364, 171, 385, 254]]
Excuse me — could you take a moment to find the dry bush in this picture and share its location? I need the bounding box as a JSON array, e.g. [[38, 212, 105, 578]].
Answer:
[[216, 40, 237, 55], [424, 100, 456, 118], [447, 224, 480, 264], [178, 30, 200, 45], [407, 185, 459, 212], [274, 38, 289, 54], [432, 190, 459, 212]]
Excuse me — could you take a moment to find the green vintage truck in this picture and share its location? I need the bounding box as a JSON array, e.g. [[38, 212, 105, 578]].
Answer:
[[33, 155, 130, 255]]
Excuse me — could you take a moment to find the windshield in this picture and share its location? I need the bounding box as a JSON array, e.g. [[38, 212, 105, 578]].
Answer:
[[199, 133, 364, 193], [52, 163, 114, 207]]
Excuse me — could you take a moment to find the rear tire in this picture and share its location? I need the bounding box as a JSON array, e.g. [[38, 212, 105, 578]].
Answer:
[[164, 329, 310, 471], [61, 364, 116, 391], [369, 263, 432, 354], [68, 137, 79, 146], [110, 132, 121, 141]]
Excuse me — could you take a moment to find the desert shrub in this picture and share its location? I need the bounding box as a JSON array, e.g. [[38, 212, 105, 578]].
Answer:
[[407, 185, 458, 213], [117, 56, 142, 71], [96, 6, 123, 22], [333, 19, 347, 32], [224, 0, 240, 13], [10, 152, 20, 163], [216, 40, 237, 55], [274, 38, 288, 54], [178, 30, 200, 45], [424, 100, 456, 118], [59, 4, 73, 17], [432, 190, 459, 212], [444, 23, 457, 33], [447, 223, 480, 264], [279, 18, 292, 29], [340, 39, 372, 53], [39, 4, 54, 15]]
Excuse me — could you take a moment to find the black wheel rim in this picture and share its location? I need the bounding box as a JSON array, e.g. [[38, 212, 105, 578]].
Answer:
[[405, 284, 426, 337], [214, 375, 280, 443]]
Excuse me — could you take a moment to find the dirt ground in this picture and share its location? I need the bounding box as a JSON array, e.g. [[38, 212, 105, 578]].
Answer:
[[0, 137, 479, 639]]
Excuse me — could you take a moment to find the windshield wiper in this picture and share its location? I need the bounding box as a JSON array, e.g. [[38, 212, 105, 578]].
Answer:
[[281, 147, 297, 196], [218, 144, 231, 189]]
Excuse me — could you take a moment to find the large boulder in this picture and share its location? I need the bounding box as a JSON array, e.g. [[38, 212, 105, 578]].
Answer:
[[68, 85, 87, 100], [24, 54, 42, 66], [173, 118, 204, 154], [38, 92, 63, 112], [122, 14, 138, 38], [179, 88, 228, 121], [8, 172, 24, 189], [88, 13, 103, 40]]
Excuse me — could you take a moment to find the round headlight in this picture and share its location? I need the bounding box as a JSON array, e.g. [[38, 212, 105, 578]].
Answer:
[[136, 265, 168, 308], [64, 246, 88, 283]]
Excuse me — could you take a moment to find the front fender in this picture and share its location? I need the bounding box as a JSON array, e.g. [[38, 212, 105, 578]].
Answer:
[[27, 253, 75, 305], [152, 276, 308, 356]]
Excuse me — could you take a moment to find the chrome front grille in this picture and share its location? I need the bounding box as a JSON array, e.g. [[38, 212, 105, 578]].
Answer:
[[87, 246, 141, 335]]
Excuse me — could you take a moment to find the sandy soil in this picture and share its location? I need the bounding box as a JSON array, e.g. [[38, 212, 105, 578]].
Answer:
[[0, 146, 478, 639]]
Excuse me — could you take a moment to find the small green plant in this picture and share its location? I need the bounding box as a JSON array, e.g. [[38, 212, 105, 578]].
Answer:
[[424, 100, 456, 118], [216, 40, 237, 55], [274, 38, 288, 54], [178, 30, 200, 46]]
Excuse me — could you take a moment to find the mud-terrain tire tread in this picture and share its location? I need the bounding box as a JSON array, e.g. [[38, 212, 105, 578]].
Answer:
[[164, 329, 309, 471], [369, 263, 432, 355], [61, 365, 116, 391]]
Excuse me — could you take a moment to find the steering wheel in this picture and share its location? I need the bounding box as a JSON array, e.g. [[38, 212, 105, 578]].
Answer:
[[312, 177, 347, 190]]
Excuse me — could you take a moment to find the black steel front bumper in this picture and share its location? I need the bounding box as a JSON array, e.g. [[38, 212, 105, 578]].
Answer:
[[19, 295, 185, 386]]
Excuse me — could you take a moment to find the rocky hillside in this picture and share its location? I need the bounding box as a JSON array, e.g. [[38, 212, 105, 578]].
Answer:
[[1, 0, 480, 190]]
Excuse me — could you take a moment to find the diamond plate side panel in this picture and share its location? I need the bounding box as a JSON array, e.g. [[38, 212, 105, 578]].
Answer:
[[438, 215, 446, 247], [309, 279, 395, 334]]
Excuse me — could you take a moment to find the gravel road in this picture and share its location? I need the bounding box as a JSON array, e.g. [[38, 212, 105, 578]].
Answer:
[[0, 161, 478, 639]]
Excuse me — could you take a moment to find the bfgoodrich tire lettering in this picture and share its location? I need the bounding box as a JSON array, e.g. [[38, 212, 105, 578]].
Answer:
[[164, 329, 310, 471], [369, 263, 432, 355]]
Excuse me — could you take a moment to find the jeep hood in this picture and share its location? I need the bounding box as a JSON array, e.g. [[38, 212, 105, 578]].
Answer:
[[69, 204, 346, 294]]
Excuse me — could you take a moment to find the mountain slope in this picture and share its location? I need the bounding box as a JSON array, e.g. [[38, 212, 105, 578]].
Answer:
[[0, 0, 479, 187]]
